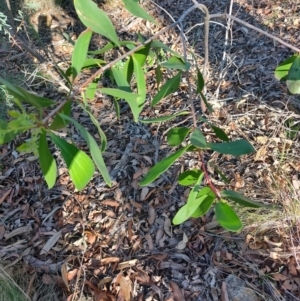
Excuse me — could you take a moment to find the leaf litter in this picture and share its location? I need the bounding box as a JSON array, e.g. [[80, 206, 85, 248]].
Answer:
[[1, 0, 300, 300]]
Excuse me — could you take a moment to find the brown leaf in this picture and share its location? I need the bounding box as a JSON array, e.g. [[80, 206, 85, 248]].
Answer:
[[101, 257, 120, 265], [130, 199, 142, 209], [169, 281, 185, 301], [145, 233, 154, 250], [67, 269, 78, 281], [4, 225, 32, 240], [116, 274, 132, 301], [147, 205, 156, 225], [84, 230, 97, 244], [0, 188, 12, 205], [101, 199, 120, 207], [61, 263, 69, 288], [42, 274, 53, 285]]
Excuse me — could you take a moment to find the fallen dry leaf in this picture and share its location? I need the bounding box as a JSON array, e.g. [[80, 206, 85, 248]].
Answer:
[[61, 263, 69, 288], [116, 274, 132, 301], [101, 257, 120, 265], [40, 231, 61, 255], [147, 205, 156, 225], [169, 280, 185, 301]]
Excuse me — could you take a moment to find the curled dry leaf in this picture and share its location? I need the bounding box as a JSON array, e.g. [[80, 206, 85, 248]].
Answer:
[[169, 280, 185, 301], [101, 199, 120, 207], [67, 269, 79, 281], [176, 232, 188, 250], [101, 257, 120, 265], [164, 218, 173, 237], [61, 263, 69, 288]]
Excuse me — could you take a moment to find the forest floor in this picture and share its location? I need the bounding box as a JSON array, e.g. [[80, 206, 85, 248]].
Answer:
[[1, 0, 300, 300]]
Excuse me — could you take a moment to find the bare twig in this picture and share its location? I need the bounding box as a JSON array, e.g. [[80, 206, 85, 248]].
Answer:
[[210, 13, 300, 53]]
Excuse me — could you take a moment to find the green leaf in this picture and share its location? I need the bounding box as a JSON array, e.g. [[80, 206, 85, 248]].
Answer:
[[173, 195, 207, 225], [190, 129, 207, 148], [71, 28, 92, 81], [99, 88, 140, 122], [155, 65, 162, 88], [287, 55, 300, 94], [167, 127, 190, 146], [82, 58, 106, 69], [173, 173, 205, 224], [161, 56, 190, 71], [221, 190, 271, 208], [59, 114, 112, 186], [49, 132, 95, 191], [210, 125, 229, 142], [140, 145, 189, 186], [132, 43, 151, 67], [151, 40, 182, 59], [49, 101, 72, 130], [123, 56, 134, 84], [111, 66, 132, 93], [0, 77, 54, 108], [38, 131, 57, 189], [191, 196, 215, 218], [151, 71, 181, 106], [74, 0, 120, 46], [191, 187, 216, 217], [0, 119, 23, 144], [178, 169, 202, 186], [207, 139, 255, 156], [196, 68, 204, 92], [79, 104, 107, 151], [132, 56, 146, 107], [84, 82, 98, 101], [199, 91, 213, 113], [139, 111, 189, 123], [274, 54, 298, 81], [122, 0, 156, 23], [215, 201, 242, 232]]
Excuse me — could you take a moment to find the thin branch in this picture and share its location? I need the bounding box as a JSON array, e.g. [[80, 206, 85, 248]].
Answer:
[[210, 13, 300, 53]]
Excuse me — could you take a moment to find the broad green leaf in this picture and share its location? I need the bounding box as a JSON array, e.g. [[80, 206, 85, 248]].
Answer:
[[287, 55, 300, 94], [79, 104, 107, 151], [49, 101, 72, 130], [74, 0, 120, 46], [274, 54, 298, 81], [155, 65, 162, 88], [167, 127, 190, 146], [210, 125, 229, 142], [140, 145, 190, 186], [0, 119, 23, 144], [178, 169, 202, 186], [38, 131, 57, 189], [207, 139, 255, 156], [191, 187, 216, 217], [0, 77, 54, 108], [82, 58, 106, 69], [84, 82, 98, 101], [132, 43, 151, 67], [221, 190, 271, 208], [99, 88, 140, 122], [49, 133, 95, 191], [71, 28, 92, 81], [122, 0, 156, 23], [123, 57, 134, 84], [132, 56, 146, 106], [111, 66, 132, 92], [59, 114, 112, 186], [173, 195, 207, 225], [190, 129, 207, 148], [151, 72, 181, 106], [161, 56, 190, 71], [139, 111, 189, 123], [151, 40, 182, 59], [191, 195, 215, 217], [215, 201, 242, 232], [186, 172, 204, 204]]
